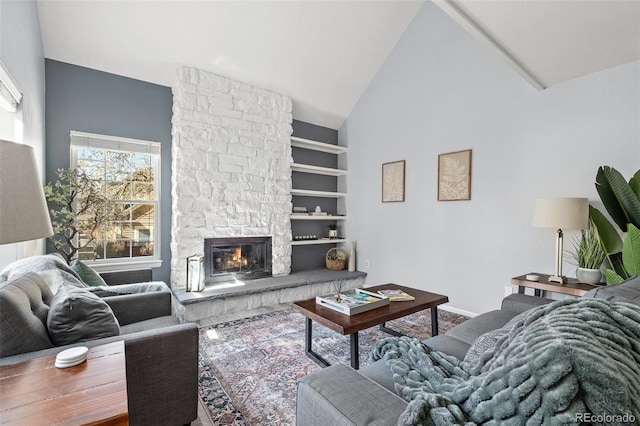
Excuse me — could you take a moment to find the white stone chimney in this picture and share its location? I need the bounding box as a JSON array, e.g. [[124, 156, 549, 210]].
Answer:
[[170, 67, 293, 290]]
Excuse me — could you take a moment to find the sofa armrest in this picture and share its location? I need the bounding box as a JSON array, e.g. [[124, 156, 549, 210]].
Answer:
[[100, 269, 153, 286], [124, 323, 199, 425], [297, 363, 407, 426], [103, 290, 172, 326], [501, 293, 553, 314]]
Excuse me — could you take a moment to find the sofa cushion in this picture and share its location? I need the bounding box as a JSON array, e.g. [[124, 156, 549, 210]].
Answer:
[[583, 275, 640, 305], [444, 309, 515, 345], [70, 260, 107, 287], [47, 284, 120, 346], [0, 272, 55, 357], [0, 254, 86, 294]]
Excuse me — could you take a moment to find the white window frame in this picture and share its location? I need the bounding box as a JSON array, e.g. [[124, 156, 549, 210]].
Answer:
[[70, 131, 162, 272]]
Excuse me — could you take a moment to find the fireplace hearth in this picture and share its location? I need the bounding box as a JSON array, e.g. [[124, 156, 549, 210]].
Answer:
[[204, 237, 272, 284]]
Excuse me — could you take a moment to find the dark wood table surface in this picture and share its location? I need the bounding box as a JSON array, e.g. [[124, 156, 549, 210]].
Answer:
[[512, 273, 598, 297], [0, 341, 128, 425], [292, 283, 449, 369]]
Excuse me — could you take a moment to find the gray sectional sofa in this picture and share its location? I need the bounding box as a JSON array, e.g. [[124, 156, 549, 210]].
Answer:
[[297, 278, 640, 425], [0, 255, 199, 426]]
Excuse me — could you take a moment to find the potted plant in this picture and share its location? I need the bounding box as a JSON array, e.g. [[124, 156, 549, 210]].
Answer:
[[44, 168, 115, 263], [327, 223, 339, 239], [590, 166, 640, 284], [567, 225, 606, 284]]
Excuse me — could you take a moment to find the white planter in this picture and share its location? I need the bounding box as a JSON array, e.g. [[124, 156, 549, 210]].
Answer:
[[577, 267, 602, 284]]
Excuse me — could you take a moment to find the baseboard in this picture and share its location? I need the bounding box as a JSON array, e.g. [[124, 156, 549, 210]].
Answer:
[[439, 304, 478, 318]]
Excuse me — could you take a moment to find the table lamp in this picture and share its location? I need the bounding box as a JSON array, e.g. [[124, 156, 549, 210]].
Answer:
[[532, 197, 589, 283], [0, 140, 53, 244]]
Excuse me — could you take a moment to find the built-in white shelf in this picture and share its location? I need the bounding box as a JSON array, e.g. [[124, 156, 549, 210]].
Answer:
[[291, 238, 348, 246], [291, 163, 347, 177], [291, 136, 348, 154], [290, 215, 348, 220], [291, 189, 347, 198]]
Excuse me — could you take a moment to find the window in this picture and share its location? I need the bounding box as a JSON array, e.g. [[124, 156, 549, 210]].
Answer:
[[71, 131, 161, 270]]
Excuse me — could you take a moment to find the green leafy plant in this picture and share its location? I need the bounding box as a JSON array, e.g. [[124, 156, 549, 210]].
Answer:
[[601, 224, 640, 284], [590, 166, 640, 284], [567, 225, 606, 270], [44, 168, 114, 263], [327, 223, 338, 230]]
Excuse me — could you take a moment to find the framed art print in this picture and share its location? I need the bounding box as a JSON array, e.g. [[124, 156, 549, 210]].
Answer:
[[438, 149, 472, 201], [382, 160, 405, 202]]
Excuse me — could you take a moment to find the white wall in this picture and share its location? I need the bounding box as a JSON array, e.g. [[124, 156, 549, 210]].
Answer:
[[170, 67, 293, 289], [0, 0, 47, 269], [341, 1, 640, 315]]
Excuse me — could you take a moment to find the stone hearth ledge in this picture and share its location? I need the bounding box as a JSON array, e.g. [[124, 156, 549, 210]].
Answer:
[[172, 269, 367, 323]]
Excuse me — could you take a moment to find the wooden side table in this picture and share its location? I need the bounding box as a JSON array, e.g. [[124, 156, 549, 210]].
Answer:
[[0, 341, 128, 425], [512, 273, 598, 297]]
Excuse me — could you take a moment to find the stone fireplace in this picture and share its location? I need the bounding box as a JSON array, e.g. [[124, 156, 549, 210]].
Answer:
[[204, 236, 272, 283], [170, 67, 293, 290]]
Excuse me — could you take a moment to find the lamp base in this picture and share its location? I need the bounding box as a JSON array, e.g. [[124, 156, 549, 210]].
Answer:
[[548, 275, 566, 284]]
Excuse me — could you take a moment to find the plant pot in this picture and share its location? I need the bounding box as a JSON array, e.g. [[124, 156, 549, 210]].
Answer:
[[577, 267, 602, 284]]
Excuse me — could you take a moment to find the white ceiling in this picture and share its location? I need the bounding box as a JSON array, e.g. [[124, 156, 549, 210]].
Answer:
[[37, 1, 640, 130]]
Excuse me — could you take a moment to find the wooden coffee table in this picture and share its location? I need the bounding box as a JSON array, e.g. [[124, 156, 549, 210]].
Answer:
[[0, 341, 128, 425], [291, 283, 448, 370]]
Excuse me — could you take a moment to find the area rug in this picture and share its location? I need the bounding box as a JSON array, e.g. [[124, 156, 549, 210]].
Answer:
[[198, 307, 468, 425]]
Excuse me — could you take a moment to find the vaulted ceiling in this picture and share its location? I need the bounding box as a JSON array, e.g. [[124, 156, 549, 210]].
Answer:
[[37, 0, 640, 129]]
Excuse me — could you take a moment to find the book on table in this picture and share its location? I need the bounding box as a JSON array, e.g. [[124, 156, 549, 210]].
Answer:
[[316, 288, 390, 315], [377, 289, 415, 301]]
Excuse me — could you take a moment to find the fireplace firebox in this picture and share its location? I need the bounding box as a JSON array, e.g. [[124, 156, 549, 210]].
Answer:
[[204, 237, 272, 283]]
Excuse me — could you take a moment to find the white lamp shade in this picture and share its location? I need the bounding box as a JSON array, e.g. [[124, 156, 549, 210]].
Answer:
[[0, 140, 53, 244], [532, 197, 589, 230]]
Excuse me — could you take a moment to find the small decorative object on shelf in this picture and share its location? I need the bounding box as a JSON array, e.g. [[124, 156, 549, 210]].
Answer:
[[377, 289, 415, 301], [326, 248, 347, 270], [328, 223, 338, 239], [316, 288, 389, 315], [186, 254, 205, 292], [293, 235, 318, 241]]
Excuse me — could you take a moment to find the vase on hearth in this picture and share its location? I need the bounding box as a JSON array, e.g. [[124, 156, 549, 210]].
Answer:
[[348, 241, 356, 272]]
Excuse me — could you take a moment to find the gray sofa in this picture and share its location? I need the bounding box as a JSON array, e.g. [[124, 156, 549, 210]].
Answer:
[[0, 257, 199, 426], [297, 278, 640, 425]]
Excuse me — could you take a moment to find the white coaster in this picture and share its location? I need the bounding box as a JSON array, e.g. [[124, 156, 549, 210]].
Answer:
[[55, 346, 88, 369], [525, 274, 540, 282]]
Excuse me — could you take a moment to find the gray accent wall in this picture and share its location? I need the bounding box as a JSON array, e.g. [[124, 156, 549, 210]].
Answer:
[[341, 1, 640, 315], [45, 60, 173, 283], [291, 119, 342, 271]]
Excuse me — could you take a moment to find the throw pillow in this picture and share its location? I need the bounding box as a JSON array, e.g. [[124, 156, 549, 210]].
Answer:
[[463, 327, 510, 364], [70, 260, 107, 287], [47, 284, 120, 346]]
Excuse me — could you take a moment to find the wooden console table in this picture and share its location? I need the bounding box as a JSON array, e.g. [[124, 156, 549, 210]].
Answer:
[[0, 341, 128, 425], [512, 273, 598, 297]]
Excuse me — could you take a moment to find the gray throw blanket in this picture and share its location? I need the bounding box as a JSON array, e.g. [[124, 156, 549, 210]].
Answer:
[[371, 299, 640, 425]]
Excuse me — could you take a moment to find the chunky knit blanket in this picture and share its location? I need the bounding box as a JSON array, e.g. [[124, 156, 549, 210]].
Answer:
[[371, 299, 640, 425]]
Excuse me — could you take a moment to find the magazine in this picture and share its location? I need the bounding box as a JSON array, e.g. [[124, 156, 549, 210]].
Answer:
[[316, 288, 389, 315], [377, 289, 415, 301]]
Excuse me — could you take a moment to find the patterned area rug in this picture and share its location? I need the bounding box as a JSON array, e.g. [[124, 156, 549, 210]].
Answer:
[[198, 307, 468, 425]]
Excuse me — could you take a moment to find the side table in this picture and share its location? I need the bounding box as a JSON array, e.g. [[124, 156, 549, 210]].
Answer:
[[0, 341, 128, 425], [512, 273, 598, 297]]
